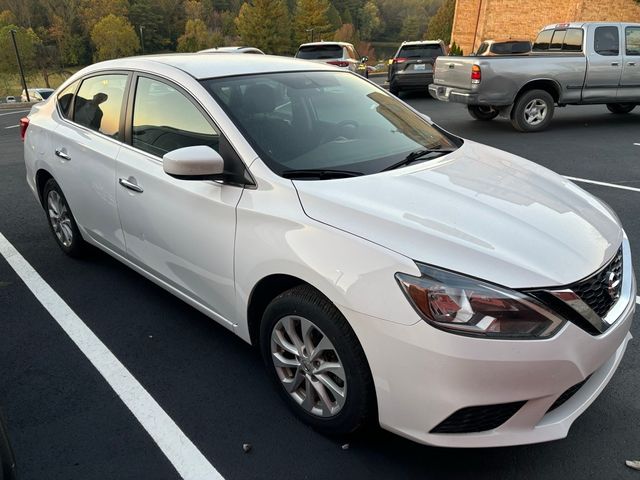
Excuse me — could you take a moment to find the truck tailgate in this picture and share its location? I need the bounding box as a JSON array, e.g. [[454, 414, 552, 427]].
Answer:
[[433, 57, 474, 89]]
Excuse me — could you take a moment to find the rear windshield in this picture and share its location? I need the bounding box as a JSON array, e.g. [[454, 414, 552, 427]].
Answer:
[[398, 44, 443, 58], [296, 45, 343, 60], [491, 41, 531, 54]]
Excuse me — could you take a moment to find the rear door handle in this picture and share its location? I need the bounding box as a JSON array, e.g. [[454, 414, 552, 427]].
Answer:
[[629, 62, 636, 66], [611, 62, 620, 66], [119, 177, 144, 193], [55, 149, 71, 161]]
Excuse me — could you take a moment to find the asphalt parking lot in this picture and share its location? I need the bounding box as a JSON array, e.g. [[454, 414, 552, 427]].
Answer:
[[0, 87, 639, 479]]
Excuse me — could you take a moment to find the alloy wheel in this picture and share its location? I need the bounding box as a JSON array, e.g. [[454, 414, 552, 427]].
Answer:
[[47, 190, 73, 248], [524, 99, 548, 126]]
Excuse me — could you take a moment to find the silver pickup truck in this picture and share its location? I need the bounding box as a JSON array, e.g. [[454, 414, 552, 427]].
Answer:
[[429, 22, 640, 132]]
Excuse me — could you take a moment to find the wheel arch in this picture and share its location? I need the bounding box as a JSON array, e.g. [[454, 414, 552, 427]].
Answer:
[[515, 79, 561, 104], [35, 168, 54, 208]]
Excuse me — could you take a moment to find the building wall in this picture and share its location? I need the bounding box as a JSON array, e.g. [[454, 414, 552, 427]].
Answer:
[[451, 0, 640, 54]]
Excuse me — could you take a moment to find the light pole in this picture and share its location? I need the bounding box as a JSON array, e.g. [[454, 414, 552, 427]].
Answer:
[[139, 25, 145, 54], [305, 28, 315, 43], [10, 29, 29, 102]]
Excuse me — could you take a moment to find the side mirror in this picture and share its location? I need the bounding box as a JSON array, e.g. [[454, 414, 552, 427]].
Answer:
[[163, 145, 224, 180], [361, 56, 369, 63]]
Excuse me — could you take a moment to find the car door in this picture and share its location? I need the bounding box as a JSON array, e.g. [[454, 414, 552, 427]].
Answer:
[[584, 25, 623, 102], [51, 72, 130, 254], [619, 25, 640, 101], [116, 74, 243, 324]]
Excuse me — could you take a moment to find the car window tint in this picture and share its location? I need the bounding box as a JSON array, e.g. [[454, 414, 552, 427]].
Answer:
[[594, 26, 619, 56], [57, 81, 79, 120], [626, 26, 640, 55], [476, 42, 488, 55], [550, 30, 566, 50], [132, 77, 220, 158], [74, 74, 127, 137], [562, 28, 583, 51], [296, 45, 343, 59], [532, 30, 553, 51], [398, 44, 443, 58]]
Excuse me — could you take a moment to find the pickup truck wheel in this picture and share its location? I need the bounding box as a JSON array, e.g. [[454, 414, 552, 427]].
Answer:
[[511, 90, 554, 132], [468, 105, 499, 121], [606, 103, 636, 114]]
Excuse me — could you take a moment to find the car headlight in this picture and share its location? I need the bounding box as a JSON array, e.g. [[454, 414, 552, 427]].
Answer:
[[396, 264, 566, 339]]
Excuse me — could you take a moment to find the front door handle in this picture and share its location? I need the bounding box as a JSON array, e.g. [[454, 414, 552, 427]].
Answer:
[[55, 149, 71, 161], [629, 62, 636, 66], [119, 177, 144, 193], [611, 62, 620, 66]]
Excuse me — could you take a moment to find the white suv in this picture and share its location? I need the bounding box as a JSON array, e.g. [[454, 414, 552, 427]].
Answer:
[[22, 54, 635, 447], [295, 42, 368, 77]]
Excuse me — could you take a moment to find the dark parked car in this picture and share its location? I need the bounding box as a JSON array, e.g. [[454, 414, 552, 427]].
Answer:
[[387, 40, 447, 95], [474, 40, 532, 56]]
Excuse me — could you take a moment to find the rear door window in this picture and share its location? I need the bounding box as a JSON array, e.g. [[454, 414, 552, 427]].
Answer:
[[296, 45, 343, 60], [132, 76, 220, 158], [594, 26, 620, 56], [73, 74, 127, 137], [57, 81, 80, 120], [626, 26, 640, 56]]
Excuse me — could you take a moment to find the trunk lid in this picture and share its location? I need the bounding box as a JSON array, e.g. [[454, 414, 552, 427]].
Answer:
[[433, 57, 475, 89]]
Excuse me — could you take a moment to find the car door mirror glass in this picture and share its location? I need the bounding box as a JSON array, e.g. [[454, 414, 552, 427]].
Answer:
[[163, 146, 224, 180], [361, 56, 368, 63]]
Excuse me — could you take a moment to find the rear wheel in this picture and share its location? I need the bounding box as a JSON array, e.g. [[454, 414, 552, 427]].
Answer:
[[606, 103, 635, 114], [260, 285, 375, 436], [511, 89, 555, 132], [389, 85, 400, 96], [467, 105, 499, 121], [43, 178, 86, 257]]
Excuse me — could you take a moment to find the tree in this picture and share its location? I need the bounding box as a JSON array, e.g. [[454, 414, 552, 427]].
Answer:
[[333, 23, 358, 45], [0, 9, 16, 26], [177, 18, 213, 52], [90, 14, 139, 61], [129, 0, 170, 53], [293, 0, 332, 45], [0, 24, 40, 74], [357, 1, 381, 40], [326, 4, 342, 32], [426, 0, 454, 43], [80, 0, 129, 33], [400, 13, 422, 40], [235, 0, 292, 55]]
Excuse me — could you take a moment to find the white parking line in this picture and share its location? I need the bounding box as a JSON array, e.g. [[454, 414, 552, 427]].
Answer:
[[4, 124, 19, 129], [565, 176, 640, 193], [0, 232, 223, 480], [0, 109, 29, 116]]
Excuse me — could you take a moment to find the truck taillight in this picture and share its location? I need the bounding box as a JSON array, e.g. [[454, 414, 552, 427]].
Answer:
[[471, 65, 481, 84], [20, 117, 29, 141], [327, 60, 349, 67]]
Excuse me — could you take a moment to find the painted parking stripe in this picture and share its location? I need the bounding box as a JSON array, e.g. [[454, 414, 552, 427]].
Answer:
[[565, 176, 640, 193], [0, 109, 30, 116], [0, 232, 223, 480]]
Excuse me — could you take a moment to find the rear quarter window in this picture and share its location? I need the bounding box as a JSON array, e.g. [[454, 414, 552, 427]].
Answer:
[[533, 30, 553, 51], [57, 81, 80, 120]]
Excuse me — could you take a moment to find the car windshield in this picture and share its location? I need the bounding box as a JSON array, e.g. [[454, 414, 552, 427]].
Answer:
[[201, 71, 458, 177], [398, 44, 443, 58], [296, 45, 343, 59]]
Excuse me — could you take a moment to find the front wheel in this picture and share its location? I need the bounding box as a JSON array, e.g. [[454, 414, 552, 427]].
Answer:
[[511, 89, 555, 132], [467, 105, 499, 121], [606, 103, 636, 114], [260, 285, 375, 436]]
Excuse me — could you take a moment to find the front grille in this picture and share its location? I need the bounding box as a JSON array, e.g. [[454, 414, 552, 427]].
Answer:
[[571, 246, 623, 318], [430, 401, 526, 434], [546, 376, 591, 413]]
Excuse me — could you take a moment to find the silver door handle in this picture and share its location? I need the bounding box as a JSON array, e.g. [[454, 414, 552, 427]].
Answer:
[[119, 177, 144, 193], [611, 62, 619, 66], [629, 62, 636, 66], [55, 149, 71, 161]]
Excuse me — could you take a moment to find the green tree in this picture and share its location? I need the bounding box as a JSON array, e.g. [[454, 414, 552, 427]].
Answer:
[[91, 14, 139, 61], [326, 4, 342, 32], [293, 0, 332, 45], [0, 9, 16, 26], [0, 24, 41, 74], [426, 0, 454, 43], [400, 13, 421, 40], [357, 1, 381, 40], [80, 0, 129, 33], [177, 18, 213, 52], [235, 0, 292, 55], [130, 0, 170, 53]]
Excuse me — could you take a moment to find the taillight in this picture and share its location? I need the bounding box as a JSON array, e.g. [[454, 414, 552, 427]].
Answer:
[[327, 60, 349, 68], [20, 117, 29, 142], [471, 65, 481, 84], [393, 57, 408, 64]]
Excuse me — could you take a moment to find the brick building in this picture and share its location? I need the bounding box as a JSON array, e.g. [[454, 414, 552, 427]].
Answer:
[[451, 0, 640, 54]]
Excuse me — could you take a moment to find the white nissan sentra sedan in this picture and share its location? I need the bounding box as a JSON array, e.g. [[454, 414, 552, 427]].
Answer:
[[22, 54, 635, 447]]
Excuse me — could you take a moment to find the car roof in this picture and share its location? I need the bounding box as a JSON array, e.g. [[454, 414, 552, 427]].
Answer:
[[298, 42, 352, 48], [541, 21, 640, 31], [78, 53, 336, 80]]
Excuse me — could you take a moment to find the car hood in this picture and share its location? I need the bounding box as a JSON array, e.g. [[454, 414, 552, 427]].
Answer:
[[293, 140, 623, 288]]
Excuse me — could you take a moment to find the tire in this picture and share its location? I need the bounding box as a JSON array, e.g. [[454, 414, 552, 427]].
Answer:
[[260, 285, 375, 436], [389, 83, 400, 96], [467, 105, 499, 121], [510, 89, 555, 132], [43, 178, 86, 257], [606, 103, 636, 114]]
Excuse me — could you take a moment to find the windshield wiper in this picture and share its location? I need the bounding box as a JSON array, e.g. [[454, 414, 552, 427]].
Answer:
[[382, 147, 455, 172], [281, 169, 364, 180]]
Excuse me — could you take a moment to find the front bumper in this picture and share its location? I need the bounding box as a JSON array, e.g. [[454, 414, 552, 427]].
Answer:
[[343, 243, 635, 447]]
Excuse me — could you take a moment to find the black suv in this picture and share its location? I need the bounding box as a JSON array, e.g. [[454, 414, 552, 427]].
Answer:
[[387, 40, 447, 96]]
